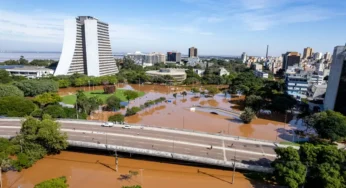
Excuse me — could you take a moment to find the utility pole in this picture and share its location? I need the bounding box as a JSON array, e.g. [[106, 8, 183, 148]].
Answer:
[[75, 103, 79, 119], [114, 150, 118, 172], [232, 149, 237, 184], [106, 133, 108, 150]]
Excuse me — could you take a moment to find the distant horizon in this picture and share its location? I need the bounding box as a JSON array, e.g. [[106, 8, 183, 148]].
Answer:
[[1, 0, 345, 56], [0, 51, 244, 58]]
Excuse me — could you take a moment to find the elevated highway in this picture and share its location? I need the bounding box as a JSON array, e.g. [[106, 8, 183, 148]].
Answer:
[[0, 118, 281, 172]]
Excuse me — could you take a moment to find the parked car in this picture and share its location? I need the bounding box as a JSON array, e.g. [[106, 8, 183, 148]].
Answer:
[[101, 122, 114, 127], [122, 125, 131, 129]]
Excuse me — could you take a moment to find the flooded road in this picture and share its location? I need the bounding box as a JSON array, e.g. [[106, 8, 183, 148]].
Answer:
[[2, 151, 269, 188], [61, 84, 300, 142]]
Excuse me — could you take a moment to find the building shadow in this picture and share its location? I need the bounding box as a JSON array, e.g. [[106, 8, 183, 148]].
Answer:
[[197, 170, 232, 184]]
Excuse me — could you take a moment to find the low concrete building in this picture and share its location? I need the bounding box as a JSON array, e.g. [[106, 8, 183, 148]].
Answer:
[[219, 67, 229, 76], [146, 68, 187, 82], [193, 69, 205, 76], [286, 75, 308, 100], [307, 84, 327, 100], [5, 66, 54, 79], [254, 70, 269, 79]]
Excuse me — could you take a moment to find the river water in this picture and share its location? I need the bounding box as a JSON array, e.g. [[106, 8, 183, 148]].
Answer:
[[2, 151, 273, 188]]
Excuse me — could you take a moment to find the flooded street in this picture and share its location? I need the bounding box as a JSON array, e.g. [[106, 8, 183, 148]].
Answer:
[[3, 151, 267, 188], [82, 84, 297, 142]]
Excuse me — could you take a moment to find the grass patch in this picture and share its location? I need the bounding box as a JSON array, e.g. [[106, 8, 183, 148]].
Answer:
[[62, 89, 145, 105], [280, 141, 301, 146]]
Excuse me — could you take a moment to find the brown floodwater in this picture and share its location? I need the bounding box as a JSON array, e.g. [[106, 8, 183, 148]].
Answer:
[[62, 84, 298, 142], [2, 151, 271, 188]]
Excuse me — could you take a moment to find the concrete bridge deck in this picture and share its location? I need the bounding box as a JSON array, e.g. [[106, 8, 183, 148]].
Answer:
[[0, 118, 279, 172]]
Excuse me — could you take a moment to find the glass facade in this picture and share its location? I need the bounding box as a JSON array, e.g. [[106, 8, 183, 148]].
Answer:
[[334, 60, 346, 115]]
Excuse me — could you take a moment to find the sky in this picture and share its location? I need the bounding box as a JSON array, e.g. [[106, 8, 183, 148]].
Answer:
[[0, 0, 346, 56]]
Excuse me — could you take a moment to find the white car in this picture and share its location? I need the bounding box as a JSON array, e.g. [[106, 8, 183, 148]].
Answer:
[[101, 122, 114, 127], [122, 125, 131, 129]]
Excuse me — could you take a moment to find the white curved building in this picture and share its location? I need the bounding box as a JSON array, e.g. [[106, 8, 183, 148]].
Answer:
[[55, 16, 118, 76]]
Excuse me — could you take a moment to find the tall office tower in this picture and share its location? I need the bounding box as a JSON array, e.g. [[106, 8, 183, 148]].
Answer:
[[324, 52, 331, 60], [55, 16, 118, 76], [188, 47, 198, 57], [282, 52, 301, 70], [303, 47, 313, 59], [324, 45, 346, 115], [266, 45, 269, 59], [167, 51, 181, 63], [241, 52, 247, 63], [314, 52, 323, 60]]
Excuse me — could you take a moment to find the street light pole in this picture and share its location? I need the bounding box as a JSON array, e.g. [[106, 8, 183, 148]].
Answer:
[[232, 149, 237, 184], [114, 150, 118, 172]]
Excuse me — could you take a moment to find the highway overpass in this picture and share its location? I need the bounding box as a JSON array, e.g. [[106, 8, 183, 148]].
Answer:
[[0, 118, 281, 173]]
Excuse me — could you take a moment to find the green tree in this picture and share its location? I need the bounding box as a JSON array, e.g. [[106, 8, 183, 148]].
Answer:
[[108, 114, 125, 123], [122, 186, 141, 188], [13, 80, 59, 97], [76, 90, 102, 115], [272, 147, 306, 188], [245, 95, 263, 112], [307, 110, 346, 142], [123, 90, 139, 103], [230, 72, 263, 96], [191, 87, 199, 96], [271, 95, 296, 113], [34, 176, 68, 188], [43, 105, 66, 118], [34, 92, 62, 108], [0, 96, 36, 117], [106, 95, 121, 111], [19, 56, 29, 65], [21, 115, 68, 154], [240, 107, 256, 123], [58, 79, 71, 88], [206, 86, 219, 97], [0, 69, 12, 84], [181, 91, 187, 99], [0, 84, 24, 97]]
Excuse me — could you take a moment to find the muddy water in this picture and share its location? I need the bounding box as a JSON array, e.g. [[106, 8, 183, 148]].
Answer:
[[62, 84, 298, 142], [2, 151, 269, 188]]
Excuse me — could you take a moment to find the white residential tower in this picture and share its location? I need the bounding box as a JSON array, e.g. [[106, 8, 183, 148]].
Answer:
[[55, 16, 118, 76]]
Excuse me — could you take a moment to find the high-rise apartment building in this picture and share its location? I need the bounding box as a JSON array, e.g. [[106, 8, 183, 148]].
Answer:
[[282, 52, 301, 70], [188, 47, 198, 57], [241, 52, 247, 63], [126, 51, 165, 67], [324, 45, 346, 115], [324, 52, 331, 60], [167, 52, 181, 63], [303, 47, 313, 59], [314, 52, 323, 60], [55, 16, 118, 76]]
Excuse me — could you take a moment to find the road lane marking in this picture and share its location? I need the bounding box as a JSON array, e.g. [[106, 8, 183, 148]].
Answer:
[[62, 128, 277, 157]]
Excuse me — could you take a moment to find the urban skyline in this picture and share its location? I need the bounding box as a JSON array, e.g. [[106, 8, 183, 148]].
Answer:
[[1, 0, 346, 56]]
